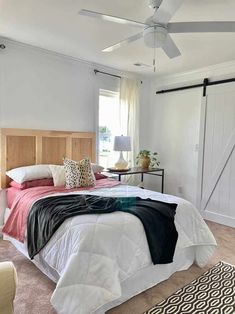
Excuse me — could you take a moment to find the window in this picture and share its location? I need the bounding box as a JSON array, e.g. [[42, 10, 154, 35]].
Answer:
[[98, 89, 121, 168]]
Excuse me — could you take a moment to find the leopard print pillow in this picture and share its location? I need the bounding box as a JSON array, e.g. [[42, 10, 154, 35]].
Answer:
[[63, 157, 95, 188], [63, 158, 81, 189], [79, 158, 95, 187]]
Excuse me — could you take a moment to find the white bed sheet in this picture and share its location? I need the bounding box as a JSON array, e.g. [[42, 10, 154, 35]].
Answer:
[[5, 185, 217, 314]]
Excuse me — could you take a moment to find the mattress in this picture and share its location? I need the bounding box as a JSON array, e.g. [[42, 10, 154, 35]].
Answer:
[[3, 185, 217, 314]]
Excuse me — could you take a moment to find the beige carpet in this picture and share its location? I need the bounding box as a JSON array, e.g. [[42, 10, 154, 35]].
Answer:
[[0, 221, 235, 314]]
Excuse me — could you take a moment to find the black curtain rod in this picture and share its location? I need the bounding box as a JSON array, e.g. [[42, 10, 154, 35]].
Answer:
[[94, 69, 121, 79], [94, 69, 143, 84], [156, 77, 235, 97]]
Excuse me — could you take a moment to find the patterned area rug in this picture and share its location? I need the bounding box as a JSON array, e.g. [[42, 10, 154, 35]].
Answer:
[[145, 261, 235, 314]]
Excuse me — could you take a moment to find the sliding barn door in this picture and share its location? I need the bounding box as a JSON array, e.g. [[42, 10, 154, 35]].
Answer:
[[199, 82, 235, 227]]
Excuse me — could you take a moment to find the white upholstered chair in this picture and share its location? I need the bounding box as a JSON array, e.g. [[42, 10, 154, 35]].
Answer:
[[0, 262, 17, 314]]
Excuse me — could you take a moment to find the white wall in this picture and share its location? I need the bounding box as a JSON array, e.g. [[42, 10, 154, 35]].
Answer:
[[141, 60, 235, 206], [139, 75, 203, 204], [139, 77, 152, 150], [0, 40, 96, 131], [0, 38, 145, 135], [144, 88, 202, 205]]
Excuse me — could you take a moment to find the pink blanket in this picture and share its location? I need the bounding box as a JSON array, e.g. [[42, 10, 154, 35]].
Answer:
[[3, 179, 121, 242]]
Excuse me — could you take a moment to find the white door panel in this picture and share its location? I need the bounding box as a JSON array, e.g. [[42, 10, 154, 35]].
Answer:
[[200, 82, 235, 227]]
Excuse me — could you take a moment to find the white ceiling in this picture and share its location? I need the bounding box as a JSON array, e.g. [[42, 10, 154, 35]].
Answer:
[[1, 0, 235, 76]]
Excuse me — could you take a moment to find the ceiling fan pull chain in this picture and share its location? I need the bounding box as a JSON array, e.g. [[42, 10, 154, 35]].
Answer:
[[153, 26, 157, 72]]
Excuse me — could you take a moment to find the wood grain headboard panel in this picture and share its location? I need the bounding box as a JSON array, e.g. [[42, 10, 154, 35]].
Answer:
[[41, 137, 67, 164], [72, 138, 93, 161], [0, 128, 96, 188]]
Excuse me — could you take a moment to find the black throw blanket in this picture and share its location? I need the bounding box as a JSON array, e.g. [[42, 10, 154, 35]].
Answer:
[[27, 195, 178, 264]]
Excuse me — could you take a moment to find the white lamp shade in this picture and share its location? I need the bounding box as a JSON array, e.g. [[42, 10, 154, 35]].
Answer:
[[113, 136, 131, 151]]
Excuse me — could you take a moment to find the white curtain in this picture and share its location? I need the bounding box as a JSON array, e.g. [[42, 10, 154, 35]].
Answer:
[[119, 78, 140, 183]]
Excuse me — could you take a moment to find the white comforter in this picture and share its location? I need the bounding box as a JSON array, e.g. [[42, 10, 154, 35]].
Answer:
[[32, 185, 216, 314]]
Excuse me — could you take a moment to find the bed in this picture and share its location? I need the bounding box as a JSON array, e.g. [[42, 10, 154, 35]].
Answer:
[[0, 128, 217, 314]]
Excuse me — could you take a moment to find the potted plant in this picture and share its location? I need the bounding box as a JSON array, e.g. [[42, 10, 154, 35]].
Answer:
[[136, 150, 160, 169]]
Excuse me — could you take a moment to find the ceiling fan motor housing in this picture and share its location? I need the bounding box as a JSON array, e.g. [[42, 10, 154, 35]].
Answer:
[[143, 26, 167, 48], [148, 0, 163, 9]]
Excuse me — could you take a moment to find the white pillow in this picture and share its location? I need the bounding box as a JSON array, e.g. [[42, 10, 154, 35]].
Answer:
[[49, 165, 65, 187], [6, 165, 52, 184], [91, 163, 104, 173]]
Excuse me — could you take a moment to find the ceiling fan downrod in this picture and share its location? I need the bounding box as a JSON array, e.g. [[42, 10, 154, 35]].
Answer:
[[148, 0, 163, 10]]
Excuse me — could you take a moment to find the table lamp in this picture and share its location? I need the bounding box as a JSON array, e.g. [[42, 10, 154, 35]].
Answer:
[[113, 135, 131, 170]]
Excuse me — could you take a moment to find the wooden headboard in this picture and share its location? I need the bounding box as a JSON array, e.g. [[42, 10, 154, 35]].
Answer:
[[0, 128, 96, 188]]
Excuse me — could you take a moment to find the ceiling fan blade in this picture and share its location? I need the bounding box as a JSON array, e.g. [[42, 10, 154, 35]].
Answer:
[[162, 35, 181, 59], [79, 9, 147, 28], [153, 0, 184, 25], [102, 32, 143, 52], [168, 21, 235, 33]]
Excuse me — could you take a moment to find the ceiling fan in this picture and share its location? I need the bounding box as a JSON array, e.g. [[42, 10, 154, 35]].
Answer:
[[79, 0, 235, 68]]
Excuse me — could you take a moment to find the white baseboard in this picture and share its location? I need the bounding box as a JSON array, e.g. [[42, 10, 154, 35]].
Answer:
[[202, 210, 235, 228]]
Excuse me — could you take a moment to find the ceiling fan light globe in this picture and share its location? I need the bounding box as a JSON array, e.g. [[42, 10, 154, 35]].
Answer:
[[143, 26, 167, 48]]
